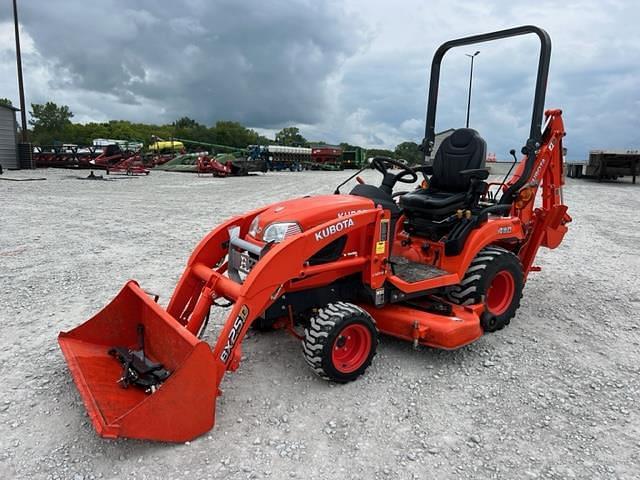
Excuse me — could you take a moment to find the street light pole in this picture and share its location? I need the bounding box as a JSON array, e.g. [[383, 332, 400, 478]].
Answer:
[[12, 0, 28, 142], [465, 51, 480, 128]]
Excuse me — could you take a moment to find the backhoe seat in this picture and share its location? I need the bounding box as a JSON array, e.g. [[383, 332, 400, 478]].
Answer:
[[400, 128, 487, 232]]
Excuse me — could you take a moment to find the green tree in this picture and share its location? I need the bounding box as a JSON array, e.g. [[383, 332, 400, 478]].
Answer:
[[173, 116, 202, 129], [275, 127, 307, 146], [339, 142, 361, 151], [210, 121, 264, 148], [394, 141, 423, 165], [29, 102, 74, 145], [170, 117, 209, 145], [23, 106, 273, 151], [0, 98, 13, 107], [367, 148, 395, 159]]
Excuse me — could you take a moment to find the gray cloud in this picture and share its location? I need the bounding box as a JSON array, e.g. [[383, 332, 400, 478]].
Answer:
[[1, 0, 639, 158], [330, 0, 640, 158], [4, 0, 362, 127]]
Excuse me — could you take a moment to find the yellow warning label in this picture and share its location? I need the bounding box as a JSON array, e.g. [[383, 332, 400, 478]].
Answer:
[[375, 241, 386, 254]]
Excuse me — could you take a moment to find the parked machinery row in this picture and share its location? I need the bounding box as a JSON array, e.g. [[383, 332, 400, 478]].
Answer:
[[32, 139, 370, 174], [248, 144, 342, 171]]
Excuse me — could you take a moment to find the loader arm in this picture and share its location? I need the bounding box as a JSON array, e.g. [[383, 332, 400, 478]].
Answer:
[[166, 208, 384, 381], [58, 207, 384, 442]]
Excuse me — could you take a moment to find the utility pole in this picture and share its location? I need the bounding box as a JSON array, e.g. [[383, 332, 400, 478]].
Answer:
[[12, 0, 28, 142], [12, 0, 34, 169], [465, 51, 480, 128], [13, 0, 27, 143]]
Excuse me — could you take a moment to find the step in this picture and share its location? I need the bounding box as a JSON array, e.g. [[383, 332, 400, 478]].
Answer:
[[389, 256, 447, 283]]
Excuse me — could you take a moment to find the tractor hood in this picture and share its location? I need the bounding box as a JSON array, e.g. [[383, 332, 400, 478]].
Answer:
[[248, 194, 375, 242]]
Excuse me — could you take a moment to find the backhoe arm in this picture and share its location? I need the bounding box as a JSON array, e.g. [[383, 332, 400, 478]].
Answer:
[[504, 109, 572, 275]]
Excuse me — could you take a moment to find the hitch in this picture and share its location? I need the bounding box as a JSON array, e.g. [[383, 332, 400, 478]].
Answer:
[[108, 324, 170, 392]]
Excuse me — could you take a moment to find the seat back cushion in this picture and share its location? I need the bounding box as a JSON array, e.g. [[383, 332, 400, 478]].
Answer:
[[430, 128, 487, 192]]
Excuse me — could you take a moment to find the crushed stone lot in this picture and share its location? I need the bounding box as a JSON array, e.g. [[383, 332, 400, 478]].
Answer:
[[1, 168, 639, 480]]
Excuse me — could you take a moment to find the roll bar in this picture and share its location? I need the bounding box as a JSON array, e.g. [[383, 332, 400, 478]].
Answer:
[[421, 25, 552, 205]]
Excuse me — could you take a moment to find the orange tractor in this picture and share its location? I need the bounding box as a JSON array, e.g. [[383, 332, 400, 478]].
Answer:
[[59, 25, 571, 442]]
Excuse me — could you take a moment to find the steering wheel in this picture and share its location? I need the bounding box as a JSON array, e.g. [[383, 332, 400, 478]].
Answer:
[[371, 156, 418, 195]]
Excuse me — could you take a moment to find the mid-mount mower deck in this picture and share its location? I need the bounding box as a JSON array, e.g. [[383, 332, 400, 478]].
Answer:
[[59, 25, 571, 442]]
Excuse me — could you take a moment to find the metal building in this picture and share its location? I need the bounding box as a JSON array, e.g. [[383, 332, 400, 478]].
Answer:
[[0, 103, 19, 170]]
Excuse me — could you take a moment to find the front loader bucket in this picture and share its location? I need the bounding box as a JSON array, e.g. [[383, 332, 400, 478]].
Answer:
[[58, 281, 221, 442]]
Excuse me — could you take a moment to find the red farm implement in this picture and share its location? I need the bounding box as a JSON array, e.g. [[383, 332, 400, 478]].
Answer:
[[196, 155, 232, 177], [33, 145, 101, 169], [91, 145, 149, 175]]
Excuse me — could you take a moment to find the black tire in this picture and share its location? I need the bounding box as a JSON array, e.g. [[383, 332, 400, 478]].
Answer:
[[448, 246, 524, 332], [302, 302, 378, 383]]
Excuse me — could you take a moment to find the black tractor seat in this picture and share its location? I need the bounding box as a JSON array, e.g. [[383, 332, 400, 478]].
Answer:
[[400, 189, 468, 217], [400, 128, 488, 238]]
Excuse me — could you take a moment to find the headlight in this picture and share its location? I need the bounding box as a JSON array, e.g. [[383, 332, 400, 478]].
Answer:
[[262, 222, 302, 243], [248, 215, 260, 237]]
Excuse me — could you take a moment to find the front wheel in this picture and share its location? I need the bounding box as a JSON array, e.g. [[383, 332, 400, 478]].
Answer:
[[302, 302, 378, 383], [449, 246, 524, 332]]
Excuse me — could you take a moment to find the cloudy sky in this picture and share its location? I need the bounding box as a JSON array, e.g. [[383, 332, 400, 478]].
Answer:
[[1, 0, 639, 159]]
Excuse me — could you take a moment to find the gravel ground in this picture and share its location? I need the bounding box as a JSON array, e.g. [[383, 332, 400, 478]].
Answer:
[[0, 168, 639, 480]]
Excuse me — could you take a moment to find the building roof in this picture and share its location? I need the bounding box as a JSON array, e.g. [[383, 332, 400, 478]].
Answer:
[[0, 103, 20, 112]]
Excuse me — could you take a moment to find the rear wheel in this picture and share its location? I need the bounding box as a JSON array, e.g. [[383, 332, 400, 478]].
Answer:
[[449, 246, 524, 332], [302, 302, 377, 383]]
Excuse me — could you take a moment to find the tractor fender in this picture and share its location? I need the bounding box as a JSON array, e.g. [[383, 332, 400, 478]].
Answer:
[[439, 217, 525, 277]]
